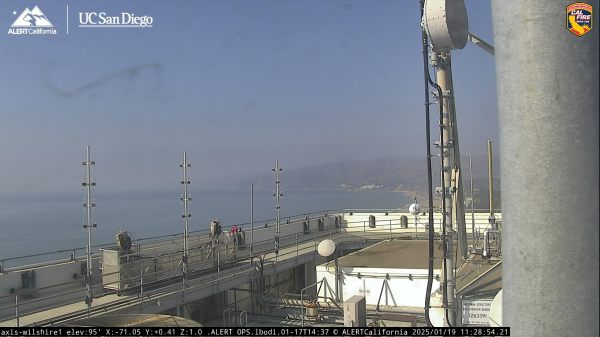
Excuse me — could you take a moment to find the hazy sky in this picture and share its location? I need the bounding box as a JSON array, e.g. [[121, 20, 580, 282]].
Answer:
[[1, 0, 497, 193]]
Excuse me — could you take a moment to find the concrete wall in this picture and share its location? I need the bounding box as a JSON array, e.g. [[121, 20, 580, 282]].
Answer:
[[344, 212, 501, 236], [0, 257, 100, 320]]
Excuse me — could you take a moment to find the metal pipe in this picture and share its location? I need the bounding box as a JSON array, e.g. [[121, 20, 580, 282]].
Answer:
[[274, 159, 282, 255], [334, 251, 340, 302], [419, 2, 437, 325], [492, 1, 599, 335], [376, 279, 389, 311], [447, 61, 468, 261], [467, 32, 495, 56], [469, 150, 475, 243], [15, 295, 19, 327], [83, 145, 95, 315], [261, 296, 424, 316], [482, 230, 500, 258], [223, 307, 233, 327], [140, 267, 144, 310], [180, 152, 191, 294], [363, 221, 366, 244], [251, 184, 254, 259], [487, 140, 494, 228]]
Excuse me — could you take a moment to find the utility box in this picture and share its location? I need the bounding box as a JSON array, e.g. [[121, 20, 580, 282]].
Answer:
[[369, 215, 376, 228], [400, 215, 408, 228], [19, 271, 37, 297], [100, 247, 145, 292], [344, 295, 366, 327]]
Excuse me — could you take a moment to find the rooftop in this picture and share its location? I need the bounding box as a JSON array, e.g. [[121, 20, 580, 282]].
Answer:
[[456, 257, 502, 300], [337, 240, 443, 270]]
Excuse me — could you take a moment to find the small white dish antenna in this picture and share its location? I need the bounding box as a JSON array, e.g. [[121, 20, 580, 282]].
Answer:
[[409, 203, 422, 216], [317, 239, 336, 257]]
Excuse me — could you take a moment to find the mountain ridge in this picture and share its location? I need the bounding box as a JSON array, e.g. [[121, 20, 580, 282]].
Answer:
[[223, 154, 500, 191]]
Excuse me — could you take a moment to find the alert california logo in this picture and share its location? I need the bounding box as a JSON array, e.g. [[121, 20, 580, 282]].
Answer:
[[567, 2, 593, 36], [8, 5, 57, 35]]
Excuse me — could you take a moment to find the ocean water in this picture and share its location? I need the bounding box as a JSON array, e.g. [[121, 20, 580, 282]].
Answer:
[[0, 189, 412, 268]]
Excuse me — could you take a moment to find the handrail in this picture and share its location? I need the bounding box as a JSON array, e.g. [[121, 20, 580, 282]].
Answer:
[[1, 229, 326, 322], [1, 209, 500, 268], [0, 213, 501, 325]]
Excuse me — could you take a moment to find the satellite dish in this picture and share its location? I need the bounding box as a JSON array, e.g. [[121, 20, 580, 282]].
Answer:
[[422, 0, 469, 51], [409, 203, 422, 215], [116, 231, 132, 251], [317, 239, 336, 257]]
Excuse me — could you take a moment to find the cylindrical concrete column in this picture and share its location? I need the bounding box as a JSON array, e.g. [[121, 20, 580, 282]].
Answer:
[[492, 1, 598, 336], [437, 54, 456, 326]]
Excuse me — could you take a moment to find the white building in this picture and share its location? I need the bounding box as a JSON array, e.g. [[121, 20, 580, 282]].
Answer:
[[317, 240, 443, 308]]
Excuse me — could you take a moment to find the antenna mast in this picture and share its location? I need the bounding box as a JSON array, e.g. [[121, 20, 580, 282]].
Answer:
[[180, 152, 192, 293], [82, 146, 97, 315], [469, 150, 475, 243], [272, 159, 283, 255]]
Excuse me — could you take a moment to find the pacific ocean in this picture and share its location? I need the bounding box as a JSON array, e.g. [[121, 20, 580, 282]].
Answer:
[[0, 189, 413, 268]]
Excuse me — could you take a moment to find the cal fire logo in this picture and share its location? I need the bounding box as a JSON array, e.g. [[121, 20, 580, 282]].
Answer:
[[567, 3, 593, 36], [8, 6, 57, 34]]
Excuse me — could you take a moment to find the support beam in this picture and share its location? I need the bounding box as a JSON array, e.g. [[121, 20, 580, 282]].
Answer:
[[467, 32, 495, 56]]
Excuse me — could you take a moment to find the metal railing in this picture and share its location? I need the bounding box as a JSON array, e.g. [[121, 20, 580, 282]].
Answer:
[[0, 208, 499, 272], [0, 210, 501, 326]]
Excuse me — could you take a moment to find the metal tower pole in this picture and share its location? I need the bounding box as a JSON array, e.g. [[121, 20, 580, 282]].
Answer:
[[492, 1, 599, 335], [180, 152, 192, 294], [436, 52, 456, 326], [447, 65, 468, 261], [82, 146, 96, 315], [251, 184, 254, 259], [273, 159, 282, 255], [487, 140, 495, 229], [469, 150, 475, 243]]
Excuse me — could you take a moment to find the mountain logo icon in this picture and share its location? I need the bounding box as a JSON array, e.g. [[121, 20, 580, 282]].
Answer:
[[12, 6, 53, 27]]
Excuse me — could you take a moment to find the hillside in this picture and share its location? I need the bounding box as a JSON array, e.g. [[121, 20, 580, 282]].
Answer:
[[226, 154, 501, 210]]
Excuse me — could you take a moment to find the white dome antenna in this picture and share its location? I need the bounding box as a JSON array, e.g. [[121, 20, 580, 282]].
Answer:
[[409, 202, 422, 216], [318, 239, 336, 257]]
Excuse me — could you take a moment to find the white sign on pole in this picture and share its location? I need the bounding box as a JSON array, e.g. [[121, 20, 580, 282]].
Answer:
[[462, 299, 493, 325]]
